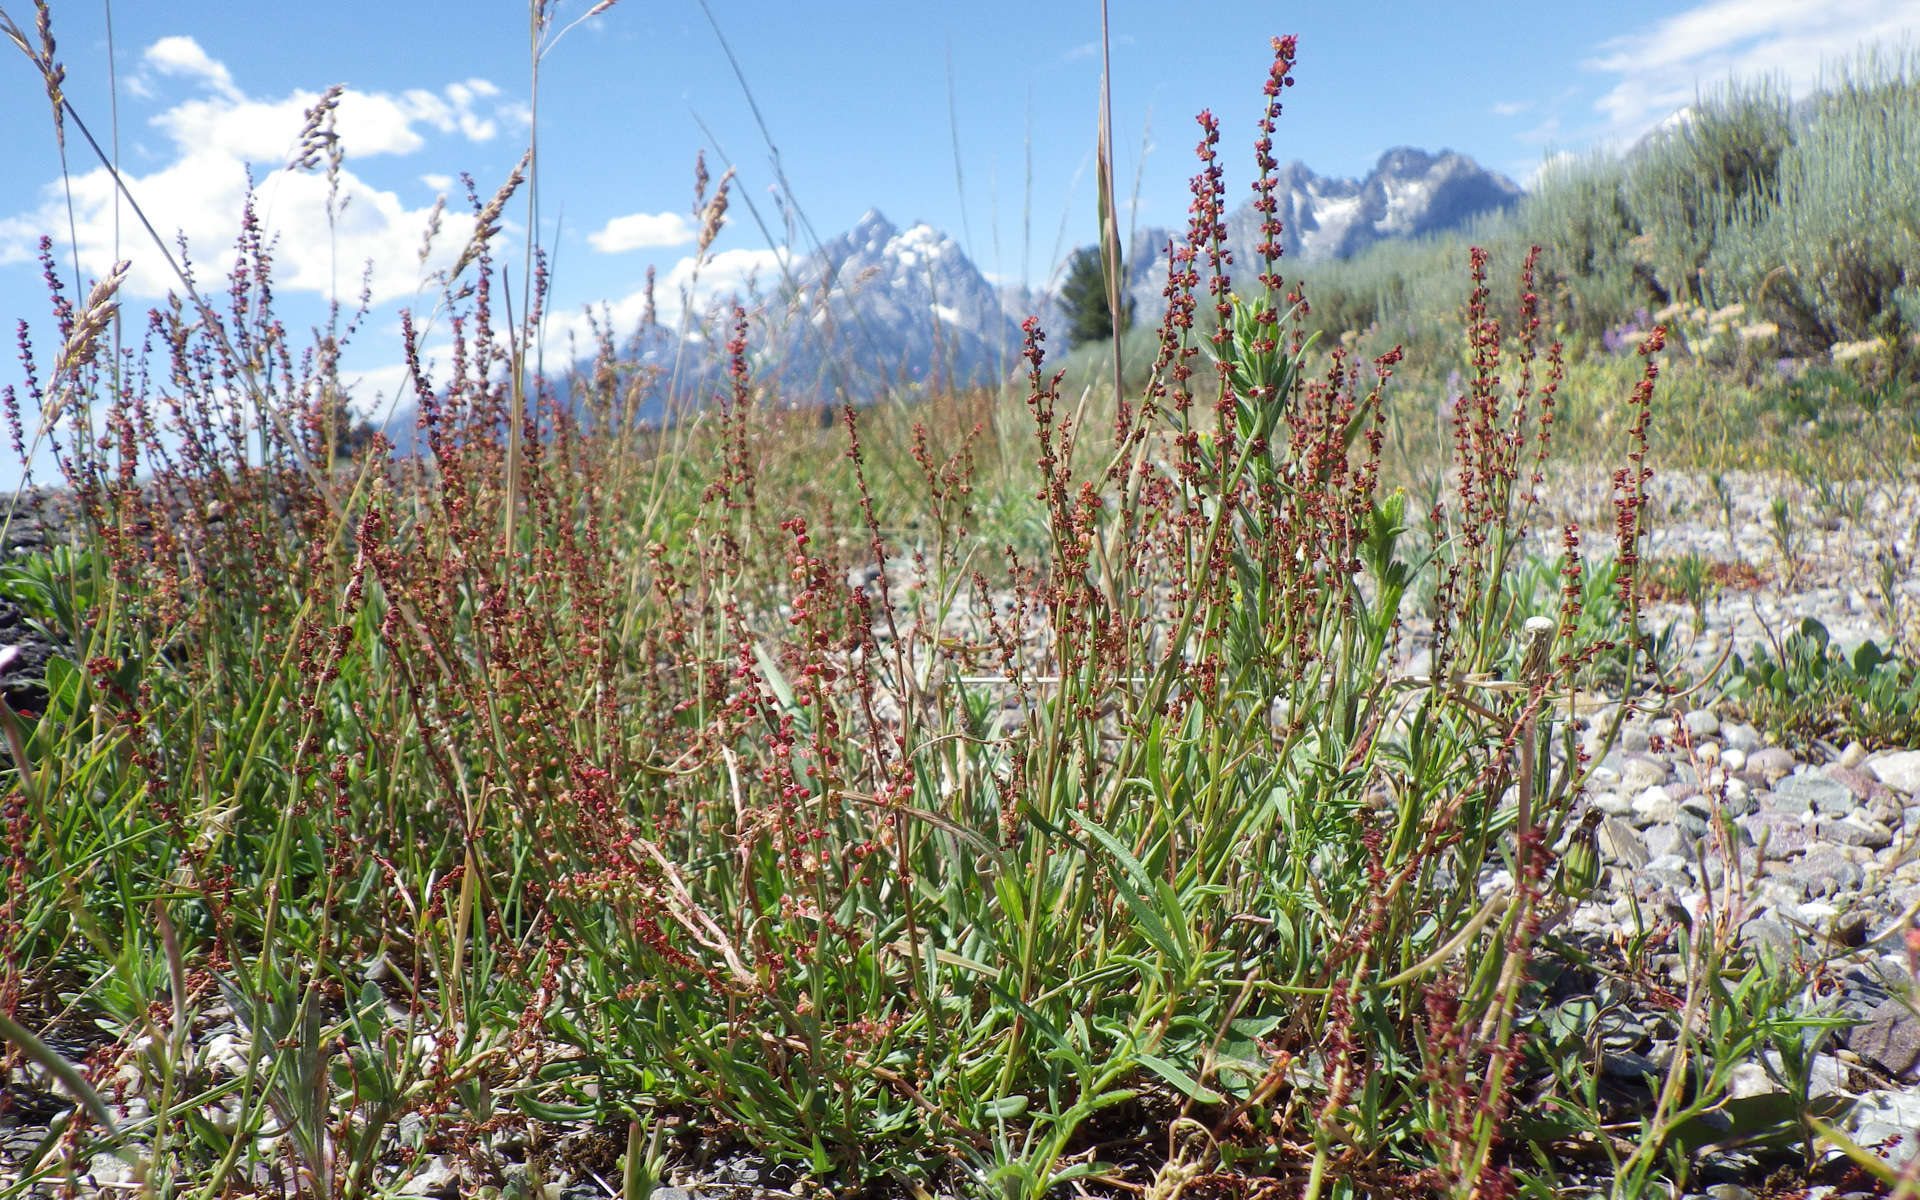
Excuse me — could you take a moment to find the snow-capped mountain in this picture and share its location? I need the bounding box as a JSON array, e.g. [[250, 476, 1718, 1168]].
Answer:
[[1008, 147, 1522, 340], [743, 148, 1519, 396], [382, 147, 1518, 439], [1242, 147, 1523, 263], [749, 209, 1024, 402]]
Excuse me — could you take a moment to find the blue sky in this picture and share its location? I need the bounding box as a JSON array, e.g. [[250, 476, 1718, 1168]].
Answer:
[[0, 0, 1915, 486]]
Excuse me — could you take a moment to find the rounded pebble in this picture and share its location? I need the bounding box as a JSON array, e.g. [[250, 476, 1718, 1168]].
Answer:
[[1683, 709, 1720, 737]]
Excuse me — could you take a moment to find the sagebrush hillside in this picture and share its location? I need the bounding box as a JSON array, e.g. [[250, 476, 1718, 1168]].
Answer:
[[1293, 53, 1920, 374]]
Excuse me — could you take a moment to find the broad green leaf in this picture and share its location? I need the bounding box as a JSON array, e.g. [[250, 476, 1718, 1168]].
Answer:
[[1137, 1052, 1224, 1104], [980, 1094, 1029, 1120]]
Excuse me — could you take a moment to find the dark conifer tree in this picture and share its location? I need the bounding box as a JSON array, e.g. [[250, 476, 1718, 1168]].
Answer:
[[1057, 245, 1134, 349]]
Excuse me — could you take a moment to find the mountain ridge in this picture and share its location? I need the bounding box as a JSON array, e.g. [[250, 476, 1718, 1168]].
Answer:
[[1003, 146, 1523, 345], [383, 145, 1521, 441]]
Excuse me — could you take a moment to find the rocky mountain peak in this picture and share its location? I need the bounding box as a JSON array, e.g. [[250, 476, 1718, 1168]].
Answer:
[[1373, 145, 1442, 177], [846, 208, 899, 251], [389, 145, 1522, 437]]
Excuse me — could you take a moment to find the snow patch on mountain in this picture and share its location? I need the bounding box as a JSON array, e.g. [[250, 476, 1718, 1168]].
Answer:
[[746, 209, 1023, 402]]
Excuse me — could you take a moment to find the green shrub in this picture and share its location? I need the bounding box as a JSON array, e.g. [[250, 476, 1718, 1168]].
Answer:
[[1279, 52, 1920, 375], [1724, 617, 1920, 749], [1621, 79, 1793, 310], [1516, 154, 1644, 340], [1057, 243, 1136, 349], [1709, 51, 1920, 361]]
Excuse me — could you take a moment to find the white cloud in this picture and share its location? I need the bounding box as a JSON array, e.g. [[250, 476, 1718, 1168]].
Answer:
[[495, 100, 534, 131], [1490, 100, 1532, 117], [1061, 33, 1136, 63], [1516, 114, 1563, 146], [544, 246, 790, 351], [0, 39, 520, 306], [418, 82, 500, 142], [421, 173, 454, 191], [143, 35, 240, 101], [588, 211, 695, 253], [0, 152, 478, 305], [1585, 0, 1920, 139], [124, 36, 509, 165], [349, 361, 429, 419], [668, 246, 785, 310], [151, 81, 503, 163]]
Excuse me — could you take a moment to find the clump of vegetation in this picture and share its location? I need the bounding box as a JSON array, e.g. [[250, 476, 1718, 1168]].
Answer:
[[1711, 53, 1920, 362], [1056, 243, 1138, 349], [0, 10, 1871, 1200], [1724, 617, 1920, 751], [1294, 50, 1920, 378]]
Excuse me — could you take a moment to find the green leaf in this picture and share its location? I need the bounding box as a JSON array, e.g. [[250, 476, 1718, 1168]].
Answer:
[[752, 642, 797, 712], [1065, 809, 1151, 892], [40, 654, 83, 723], [985, 982, 1082, 1067], [516, 1085, 599, 1123], [1067, 810, 1183, 961], [1137, 1052, 1224, 1104], [1852, 639, 1889, 675], [980, 1094, 1029, 1120]]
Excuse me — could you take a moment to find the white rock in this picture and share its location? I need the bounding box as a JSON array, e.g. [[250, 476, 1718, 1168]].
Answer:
[[1854, 1088, 1920, 1127], [1870, 750, 1920, 795], [1721, 747, 1747, 772], [87, 1154, 142, 1189], [206, 1095, 245, 1136], [1727, 1061, 1779, 1099], [1841, 740, 1869, 769], [1592, 790, 1633, 817], [203, 1032, 251, 1077], [1622, 757, 1670, 792], [1633, 785, 1680, 824], [1682, 709, 1720, 737], [1798, 899, 1841, 924], [401, 1156, 460, 1197]]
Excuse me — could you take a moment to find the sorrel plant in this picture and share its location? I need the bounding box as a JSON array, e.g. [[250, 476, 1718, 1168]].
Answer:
[[0, 13, 1750, 1200]]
